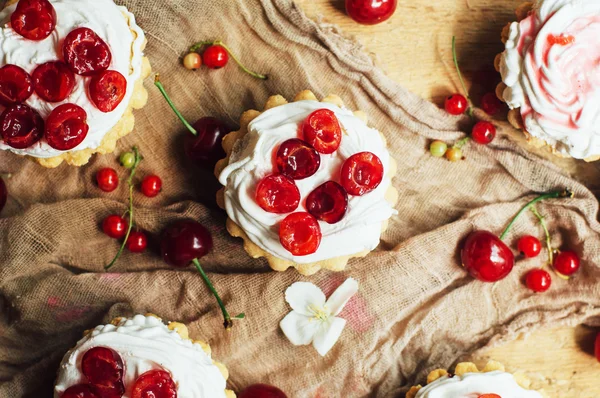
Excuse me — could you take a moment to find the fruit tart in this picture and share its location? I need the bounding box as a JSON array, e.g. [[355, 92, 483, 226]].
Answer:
[[495, 0, 600, 161], [406, 361, 544, 398], [0, 0, 151, 168], [54, 314, 235, 398], [215, 91, 398, 275]]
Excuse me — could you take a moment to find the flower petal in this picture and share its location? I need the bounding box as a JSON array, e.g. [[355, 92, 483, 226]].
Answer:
[[312, 317, 346, 356], [285, 281, 327, 316], [325, 278, 359, 316], [280, 311, 320, 346]]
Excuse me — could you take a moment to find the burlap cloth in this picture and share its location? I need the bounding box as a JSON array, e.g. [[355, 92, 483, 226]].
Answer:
[[1, 1, 600, 397]]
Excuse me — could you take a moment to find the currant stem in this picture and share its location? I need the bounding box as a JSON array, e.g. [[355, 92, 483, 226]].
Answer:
[[499, 189, 573, 241], [189, 40, 268, 80], [531, 206, 553, 267], [453, 136, 470, 149], [451, 36, 474, 118], [192, 258, 244, 329], [154, 74, 198, 136], [105, 147, 143, 271]]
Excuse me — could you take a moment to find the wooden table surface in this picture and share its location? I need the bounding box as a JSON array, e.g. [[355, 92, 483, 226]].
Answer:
[[295, 1, 600, 396]]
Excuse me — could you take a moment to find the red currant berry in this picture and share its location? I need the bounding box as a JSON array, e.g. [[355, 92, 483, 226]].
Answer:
[[89, 70, 127, 113], [0, 64, 34, 106], [81, 347, 124, 386], [11, 0, 56, 41], [63, 27, 112, 76], [340, 151, 384, 196], [279, 212, 321, 256], [461, 231, 514, 282], [239, 384, 288, 398], [481, 92, 503, 115], [126, 231, 147, 253], [444, 94, 468, 115], [203, 45, 229, 69], [0, 104, 44, 149], [255, 174, 300, 214], [594, 332, 600, 363], [102, 215, 127, 239], [132, 370, 177, 398], [345, 0, 397, 25], [32, 61, 76, 103], [140, 175, 162, 198], [61, 384, 99, 398], [517, 235, 541, 258], [276, 138, 321, 180], [525, 268, 552, 293], [160, 220, 213, 268], [471, 121, 496, 145], [302, 109, 342, 154], [553, 250, 580, 276], [45, 103, 89, 151], [0, 176, 7, 214], [96, 168, 119, 192], [306, 181, 348, 224]]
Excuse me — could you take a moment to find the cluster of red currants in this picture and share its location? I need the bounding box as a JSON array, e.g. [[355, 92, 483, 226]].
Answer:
[[0, 0, 127, 152]]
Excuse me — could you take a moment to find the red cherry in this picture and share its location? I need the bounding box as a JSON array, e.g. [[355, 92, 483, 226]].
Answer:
[[61, 384, 99, 398], [183, 117, 228, 170], [594, 332, 600, 363], [517, 235, 541, 258], [102, 215, 127, 239], [471, 121, 496, 145], [81, 347, 124, 386], [0, 104, 44, 149], [10, 0, 56, 41], [131, 370, 177, 398], [279, 212, 321, 256], [32, 61, 76, 102], [255, 174, 300, 214], [0, 177, 6, 214], [461, 231, 515, 282], [0, 64, 34, 106], [202, 45, 229, 69], [553, 250, 580, 276], [89, 70, 127, 113], [63, 27, 112, 76], [306, 181, 348, 224], [45, 103, 89, 150], [302, 109, 342, 154], [525, 269, 552, 293], [444, 94, 468, 115], [275, 138, 320, 180], [239, 384, 288, 398], [140, 175, 162, 198], [340, 151, 383, 196], [160, 220, 213, 267], [91, 383, 125, 398], [481, 92, 503, 115], [126, 231, 147, 253], [345, 0, 397, 25], [96, 168, 119, 192]]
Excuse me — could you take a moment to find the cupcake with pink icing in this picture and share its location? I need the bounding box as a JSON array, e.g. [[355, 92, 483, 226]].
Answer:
[[496, 0, 600, 161]]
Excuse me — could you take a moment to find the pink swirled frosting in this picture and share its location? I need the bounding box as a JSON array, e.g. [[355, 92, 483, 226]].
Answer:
[[500, 0, 600, 159]]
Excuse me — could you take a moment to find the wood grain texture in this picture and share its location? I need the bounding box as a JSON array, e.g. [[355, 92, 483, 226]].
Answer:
[[294, 1, 600, 396]]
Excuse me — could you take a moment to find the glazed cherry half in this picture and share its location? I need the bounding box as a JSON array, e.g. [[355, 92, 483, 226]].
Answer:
[[132, 370, 177, 398], [302, 109, 342, 154], [255, 174, 300, 214], [0, 64, 34, 107], [279, 212, 322, 256], [276, 138, 321, 180], [89, 70, 127, 113], [0, 104, 44, 149], [340, 151, 383, 196], [345, 0, 397, 25], [45, 103, 89, 151], [306, 181, 348, 224], [81, 347, 124, 387], [239, 384, 288, 398], [11, 0, 56, 41], [63, 27, 112, 76], [61, 384, 99, 398], [32, 61, 76, 103], [461, 231, 514, 282]]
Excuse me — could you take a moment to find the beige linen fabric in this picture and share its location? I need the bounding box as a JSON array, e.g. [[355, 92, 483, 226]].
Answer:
[[1, 1, 600, 397]]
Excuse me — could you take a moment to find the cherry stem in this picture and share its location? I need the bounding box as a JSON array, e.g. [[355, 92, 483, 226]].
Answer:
[[499, 189, 573, 241], [452, 36, 474, 118], [105, 147, 143, 271], [154, 74, 198, 136], [530, 206, 554, 267], [189, 40, 268, 80], [192, 258, 245, 329]]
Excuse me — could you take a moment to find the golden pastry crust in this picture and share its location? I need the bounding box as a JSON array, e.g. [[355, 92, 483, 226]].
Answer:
[[214, 90, 399, 276], [406, 361, 543, 398]]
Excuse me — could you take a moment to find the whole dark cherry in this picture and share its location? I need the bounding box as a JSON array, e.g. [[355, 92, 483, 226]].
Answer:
[[239, 384, 288, 398], [461, 231, 514, 282], [0, 176, 7, 214], [345, 0, 397, 25], [160, 220, 213, 267]]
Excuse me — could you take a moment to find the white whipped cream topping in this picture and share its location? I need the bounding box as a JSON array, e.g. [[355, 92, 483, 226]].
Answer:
[[500, 0, 600, 159], [0, 0, 145, 158], [54, 315, 227, 398], [218, 100, 396, 264], [414, 371, 542, 398]]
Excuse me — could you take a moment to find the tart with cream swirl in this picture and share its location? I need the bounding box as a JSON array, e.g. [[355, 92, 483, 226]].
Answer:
[[215, 90, 398, 275]]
